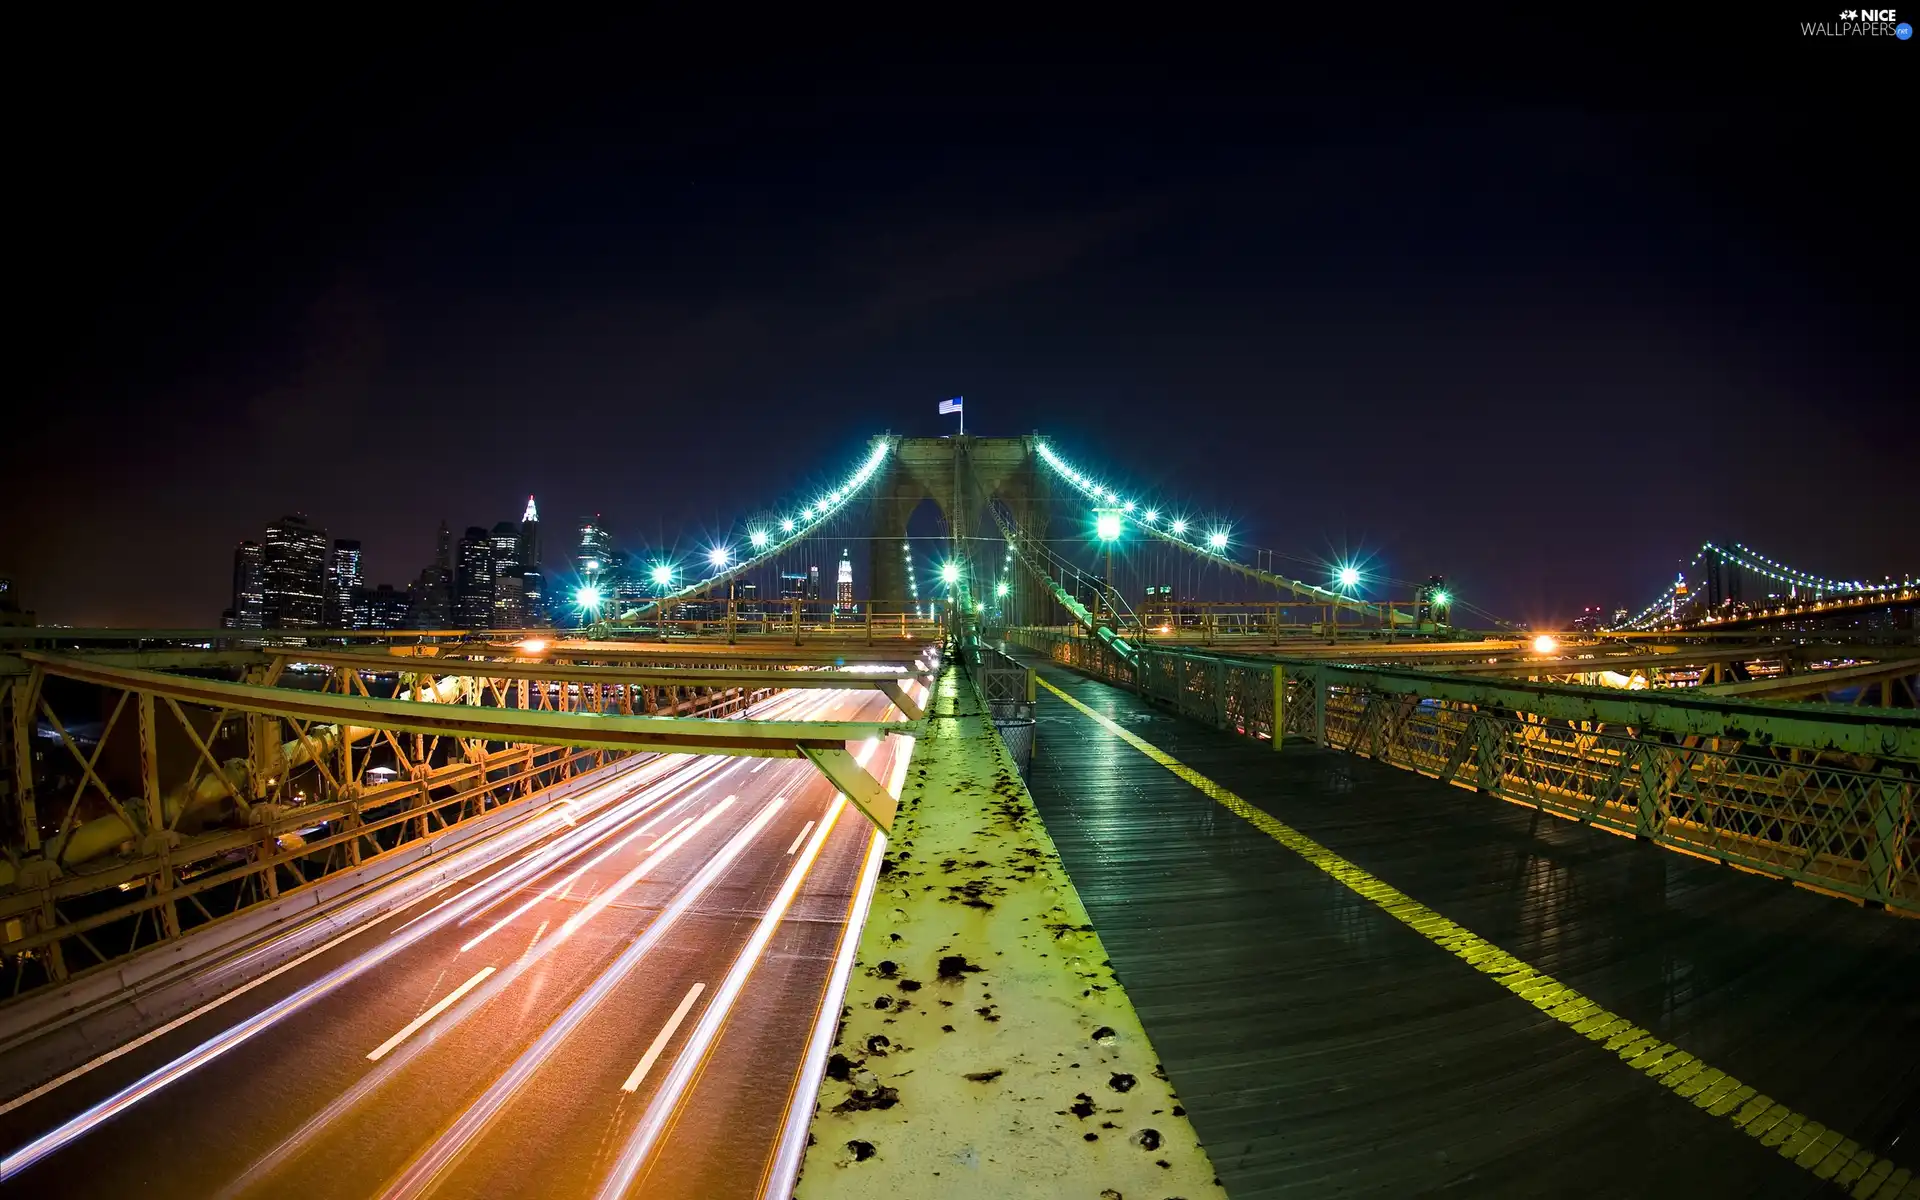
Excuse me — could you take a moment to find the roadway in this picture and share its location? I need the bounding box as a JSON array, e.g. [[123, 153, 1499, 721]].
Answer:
[[0, 685, 910, 1200]]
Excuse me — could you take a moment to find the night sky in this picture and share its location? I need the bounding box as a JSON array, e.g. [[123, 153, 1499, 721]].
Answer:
[[10, 18, 1915, 629]]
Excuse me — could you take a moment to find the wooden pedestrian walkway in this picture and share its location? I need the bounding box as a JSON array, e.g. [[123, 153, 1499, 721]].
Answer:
[[1015, 653, 1920, 1198]]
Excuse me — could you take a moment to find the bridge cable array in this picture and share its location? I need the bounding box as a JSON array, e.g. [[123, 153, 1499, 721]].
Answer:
[[612, 437, 893, 622], [1032, 441, 1410, 624]]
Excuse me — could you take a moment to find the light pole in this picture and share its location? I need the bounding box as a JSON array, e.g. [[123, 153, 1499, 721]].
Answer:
[[1094, 509, 1121, 626], [648, 562, 675, 635], [575, 584, 604, 638]]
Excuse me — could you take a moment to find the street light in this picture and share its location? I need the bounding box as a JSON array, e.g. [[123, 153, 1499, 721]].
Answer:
[[780, 518, 795, 533], [1171, 518, 1189, 536], [650, 563, 674, 589], [708, 546, 732, 568], [749, 529, 769, 549], [1095, 509, 1122, 626], [996, 580, 1010, 597], [1143, 509, 1159, 524], [1337, 565, 1361, 590], [575, 584, 602, 612], [1207, 528, 1229, 552], [941, 561, 961, 585]]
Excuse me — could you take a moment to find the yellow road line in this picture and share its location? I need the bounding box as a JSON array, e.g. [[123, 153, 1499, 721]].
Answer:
[[1036, 675, 1916, 1198]]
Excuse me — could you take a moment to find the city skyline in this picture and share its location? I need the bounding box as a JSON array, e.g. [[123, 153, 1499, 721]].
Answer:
[[6, 25, 1915, 629], [212, 491, 912, 631]]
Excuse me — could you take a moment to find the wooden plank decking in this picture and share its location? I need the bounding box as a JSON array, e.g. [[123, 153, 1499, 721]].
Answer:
[[1018, 655, 1920, 1197]]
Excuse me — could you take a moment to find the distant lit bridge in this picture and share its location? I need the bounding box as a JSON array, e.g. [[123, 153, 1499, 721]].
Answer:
[[2, 432, 1915, 1198], [1611, 541, 1917, 634]]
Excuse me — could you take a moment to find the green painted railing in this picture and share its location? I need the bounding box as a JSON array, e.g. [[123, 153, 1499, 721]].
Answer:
[[1008, 628, 1920, 915]]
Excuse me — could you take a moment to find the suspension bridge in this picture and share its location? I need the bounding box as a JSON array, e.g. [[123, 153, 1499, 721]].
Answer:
[[1, 432, 1915, 1199]]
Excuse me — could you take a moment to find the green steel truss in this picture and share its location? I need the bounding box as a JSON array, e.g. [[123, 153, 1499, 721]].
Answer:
[[1010, 629, 1919, 915]]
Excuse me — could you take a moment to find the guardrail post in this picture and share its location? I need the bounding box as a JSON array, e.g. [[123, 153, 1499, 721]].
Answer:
[[137, 691, 182, 941], [9, 667, 43, 851], [1311, 670, 1328, 747], [1211, 660, 1228, 730], [1026, 667, 1037, 703], [1472, 719, 1504, 795], [1863, 766, 1908, 908], [1272, 664, 1285, 751], [1634, 749, 1667, 840]]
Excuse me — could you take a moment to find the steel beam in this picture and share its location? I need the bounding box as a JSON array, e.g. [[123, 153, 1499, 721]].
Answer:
[[1294, 660, 1918, 760], [267, 648, 928, 693], [444, 641, 931, 667], [20, 652, 905, 757], [1011, 628, 1918, 759], [875, 679, 925, 720], [1698, 658, 1920, 700], [801, 745, 900, 833]]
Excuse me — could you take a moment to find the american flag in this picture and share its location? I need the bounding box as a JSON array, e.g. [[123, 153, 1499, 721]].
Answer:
[[938, 396, 963, 414]]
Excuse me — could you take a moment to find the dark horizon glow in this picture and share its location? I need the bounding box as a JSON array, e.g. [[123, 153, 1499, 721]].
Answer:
[[8, 24, 1915, 630]]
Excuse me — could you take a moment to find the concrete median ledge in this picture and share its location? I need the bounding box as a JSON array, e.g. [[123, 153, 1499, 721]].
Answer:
[[795, 667, 1225, 1200]]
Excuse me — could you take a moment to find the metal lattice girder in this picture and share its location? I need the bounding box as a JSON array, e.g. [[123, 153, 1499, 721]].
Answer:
[[267, 647, 928, 702], [0, 743, 593, 931], [277, 648, 929, 720], [443, 640, 934, 667], [1009, 626, 1920, 913], [1699, 658, 1920, 700], [1427, 645, 1788, 676], [1292, 661, 1918, 761], [20, 652, 907, 757]]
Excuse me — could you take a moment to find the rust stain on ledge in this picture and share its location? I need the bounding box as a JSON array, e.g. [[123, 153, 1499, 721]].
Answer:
[[796, 667, 1225, 1199]]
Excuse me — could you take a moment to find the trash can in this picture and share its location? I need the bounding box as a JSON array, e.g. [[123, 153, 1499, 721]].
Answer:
[[988, 700, 1034, 722], [991, 715, 1036, 776]]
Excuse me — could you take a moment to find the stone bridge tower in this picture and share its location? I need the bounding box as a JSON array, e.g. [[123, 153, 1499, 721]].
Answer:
[[868, 435, 1055, 627]]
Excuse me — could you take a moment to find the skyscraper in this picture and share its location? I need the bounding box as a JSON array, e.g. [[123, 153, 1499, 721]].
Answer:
[[837, 549, 854, 609], [520, 496, 541, 562], [416, 519, 453, 627], [454, 526, 494, 628], [355, 583, 412, 631], [262, 514, 329, 629], [807, 565, 821, 601], [612, 548, 648, 609], [576, 516, 612, 583], [328, 539, 363, 628], [778, 572, 808, 601], [520, 496, 545, 624], [491, 520, 524, 628], [229, 541, 265, 629]]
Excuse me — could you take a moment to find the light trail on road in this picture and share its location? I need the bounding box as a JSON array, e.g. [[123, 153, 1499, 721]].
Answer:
[[0, 680, 915, 1200]]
